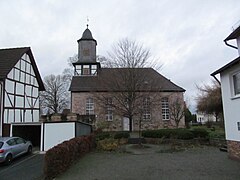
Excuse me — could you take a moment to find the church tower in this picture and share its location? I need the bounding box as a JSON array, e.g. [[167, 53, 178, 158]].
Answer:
[[73, 25, 100, 76]]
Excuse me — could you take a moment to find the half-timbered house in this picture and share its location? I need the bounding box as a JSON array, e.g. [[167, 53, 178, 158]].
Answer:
[[0, 47, 44, 139]]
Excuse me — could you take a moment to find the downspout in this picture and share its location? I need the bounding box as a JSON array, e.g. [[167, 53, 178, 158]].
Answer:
[[224, 40, 238, 49], [211, 74, 221, 85]]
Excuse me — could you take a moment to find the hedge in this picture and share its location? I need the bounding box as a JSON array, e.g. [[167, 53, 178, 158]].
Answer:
[[95, 132, 111, 141], [190, 128, 209, 138], [142, 128, 209, 140], [114, 132, 130, 139], [44, 134, 95, 180], [95, 131, 130, 141]]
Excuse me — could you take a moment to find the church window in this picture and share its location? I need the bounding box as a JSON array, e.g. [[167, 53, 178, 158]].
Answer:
[[75, 65, 81, 75], [161, 97, 169, 120], [143, 97, 151, 120], [86, 97, 94, 115], [91, 65, 97, 75], [83, 65, 90, 75], [106, 98, 113, 121]]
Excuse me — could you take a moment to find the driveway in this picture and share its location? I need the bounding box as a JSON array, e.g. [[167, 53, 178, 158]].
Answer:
[[57, 146, 240, 180], [0, 151, 44, 180]]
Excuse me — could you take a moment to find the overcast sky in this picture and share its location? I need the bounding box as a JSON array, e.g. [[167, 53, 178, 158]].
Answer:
[[1, 0, 240, 112]]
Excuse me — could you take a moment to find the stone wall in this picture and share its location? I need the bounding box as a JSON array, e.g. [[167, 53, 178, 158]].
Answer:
[[71, 91, 185, 131], [227, 140, 240, 161]]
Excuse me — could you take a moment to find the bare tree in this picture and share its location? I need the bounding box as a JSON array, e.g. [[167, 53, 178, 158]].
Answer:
[[96, 38, 161, 132], [40, 74, 70, 114], [169, 97, 185, 128], [196, 80, 223, 122]]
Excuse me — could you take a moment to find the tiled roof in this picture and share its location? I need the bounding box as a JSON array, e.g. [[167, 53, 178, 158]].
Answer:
[[69, 68, 185, 92], [0, 47, 45, 90]]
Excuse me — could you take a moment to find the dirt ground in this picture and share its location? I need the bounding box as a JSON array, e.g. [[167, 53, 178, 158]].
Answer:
[[56, 145, 240, 180]]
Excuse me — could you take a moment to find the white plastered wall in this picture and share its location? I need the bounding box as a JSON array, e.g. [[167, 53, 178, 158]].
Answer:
[[220, 65, 240, 142], [42, 122, 75, 151]]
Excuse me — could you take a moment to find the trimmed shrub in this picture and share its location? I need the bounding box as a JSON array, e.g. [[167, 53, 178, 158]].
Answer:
[[174, 129, 194, 140], [44, 134, 95, 180], [191, 128, 209, 138], [209, 131, 225, 139], [114, 132, 130, 139], [97, 138, 119, 151], [95, 132, 111, 141], [142, 129, 195, 140]]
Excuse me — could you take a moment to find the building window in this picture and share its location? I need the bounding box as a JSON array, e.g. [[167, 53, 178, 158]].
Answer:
[[143, 97, 151, 120], [83, 65, 90, 75], [86, 97, 94, 115], [161, 97, 169, 120], [91, 65, 97, 75], [106, 98, 113, 121], [233, 72, 240, 96], [75, 65, 81, 75], [75, 64, 98, 76], [237, 122, 240, 131]]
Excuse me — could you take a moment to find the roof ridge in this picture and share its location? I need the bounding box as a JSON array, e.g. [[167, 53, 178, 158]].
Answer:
[[0, 47, 30, 51]]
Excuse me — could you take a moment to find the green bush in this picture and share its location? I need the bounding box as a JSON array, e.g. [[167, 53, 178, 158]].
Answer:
[[191, 128, 209, 138], [174, 129, 194, 140], [95, 132, 111, 141], [114, 132, 130, 139], [209, 131, 225, 139], [142, 129, 194, 140]]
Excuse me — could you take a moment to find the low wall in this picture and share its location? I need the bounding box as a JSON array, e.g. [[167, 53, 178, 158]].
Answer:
[[227, 140, 240, 161], [144, 138, 210, 145]]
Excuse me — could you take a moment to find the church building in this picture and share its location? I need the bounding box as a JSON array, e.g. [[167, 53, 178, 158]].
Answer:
[[69, 27, 185, 131]]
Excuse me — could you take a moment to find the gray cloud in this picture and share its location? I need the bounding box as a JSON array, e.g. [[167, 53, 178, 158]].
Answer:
[[0, 0, 240, 112]]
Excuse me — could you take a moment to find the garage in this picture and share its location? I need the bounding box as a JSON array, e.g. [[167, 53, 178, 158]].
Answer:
[[41, 121, 92, 151], [11, 123, 41, 147]]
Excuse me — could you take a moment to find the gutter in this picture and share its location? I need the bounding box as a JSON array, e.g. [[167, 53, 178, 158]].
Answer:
[[224, 40, 238, 49]]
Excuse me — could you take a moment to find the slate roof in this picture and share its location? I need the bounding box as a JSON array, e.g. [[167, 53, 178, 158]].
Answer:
[[211, 56, 240, 76], [77, 28, 97, 44], [0, 47, 45, 91], [69, 68, 185, 92]]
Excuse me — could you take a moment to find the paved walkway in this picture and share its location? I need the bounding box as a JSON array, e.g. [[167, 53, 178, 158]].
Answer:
[[56, 146, 240, 180]]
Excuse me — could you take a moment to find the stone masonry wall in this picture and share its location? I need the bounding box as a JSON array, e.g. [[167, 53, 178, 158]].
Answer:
[[227, 140, 240, 161], [71, 91, 185, 131]]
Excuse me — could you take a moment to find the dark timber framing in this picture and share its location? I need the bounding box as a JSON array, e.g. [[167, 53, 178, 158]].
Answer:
[[0, 47, 45, 136]]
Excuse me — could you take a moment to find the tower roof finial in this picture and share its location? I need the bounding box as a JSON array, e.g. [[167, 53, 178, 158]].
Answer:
[[86, 16, 89, 29]]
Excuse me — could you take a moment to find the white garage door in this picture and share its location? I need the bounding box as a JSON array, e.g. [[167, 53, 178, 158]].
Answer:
[[42, 122, 75, 151]]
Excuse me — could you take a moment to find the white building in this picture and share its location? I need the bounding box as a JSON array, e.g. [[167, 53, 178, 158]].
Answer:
[[0, 47, 45, 146], [196, 113, 216, 124], [211, 24, 240, 161]]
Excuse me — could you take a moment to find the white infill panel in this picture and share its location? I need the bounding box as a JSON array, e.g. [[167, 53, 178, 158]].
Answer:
[[43, 122, 75, 151]]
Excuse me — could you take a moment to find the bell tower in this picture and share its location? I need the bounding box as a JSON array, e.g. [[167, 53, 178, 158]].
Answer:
[[73, 25, 100, 76], [77, 25, 97, 62]]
